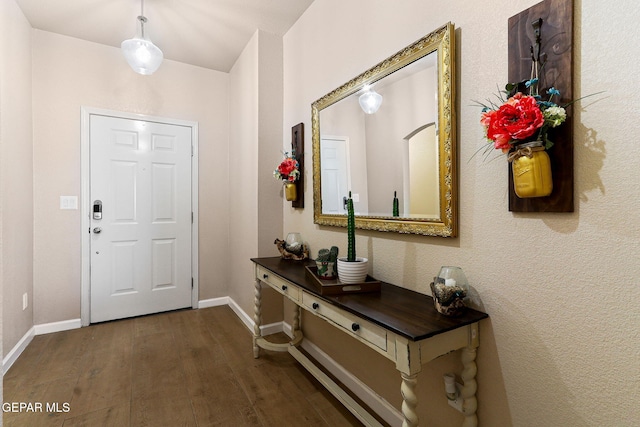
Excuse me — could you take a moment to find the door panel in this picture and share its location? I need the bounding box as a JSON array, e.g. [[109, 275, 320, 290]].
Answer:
[[152, 163, 176, 221], [90, 115, 192, 323], [152, 238, 176, 289], [112, 161, 137, 221], [112, 241, 137, 294]]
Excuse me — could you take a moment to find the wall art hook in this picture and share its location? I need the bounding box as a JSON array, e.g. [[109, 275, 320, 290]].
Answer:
[[531, 18, 543, 63]]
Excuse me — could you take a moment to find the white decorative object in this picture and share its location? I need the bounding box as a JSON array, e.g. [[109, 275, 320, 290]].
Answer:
[[337, 257, 369, 284]]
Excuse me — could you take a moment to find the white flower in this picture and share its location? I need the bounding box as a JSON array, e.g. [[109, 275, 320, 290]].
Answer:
[[543, 106, 566, 128]]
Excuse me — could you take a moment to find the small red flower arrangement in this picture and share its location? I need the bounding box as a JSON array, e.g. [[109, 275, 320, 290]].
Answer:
[[274, 152, 300, 182], [478, 81, 566, 154]]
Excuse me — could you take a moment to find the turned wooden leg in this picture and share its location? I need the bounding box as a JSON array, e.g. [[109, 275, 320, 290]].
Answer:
[[461, 346, 478, 427], [253, 278, 262, 358], [401, 373, 419, 427], [292, 304, 300, 335]]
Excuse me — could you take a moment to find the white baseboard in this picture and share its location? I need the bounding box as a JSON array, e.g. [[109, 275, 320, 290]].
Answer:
[[34, 318, 82, 335], [3, 327, 35, 375], [198, 296, 229, 309], [4, 318, 83, 375], [225, 296, 284, 336]]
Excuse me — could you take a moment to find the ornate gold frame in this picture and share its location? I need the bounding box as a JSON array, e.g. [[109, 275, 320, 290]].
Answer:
[[312, 22, 457, 237]]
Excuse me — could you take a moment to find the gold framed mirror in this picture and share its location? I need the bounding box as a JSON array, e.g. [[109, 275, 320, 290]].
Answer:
[[312, 22, 457, 237]]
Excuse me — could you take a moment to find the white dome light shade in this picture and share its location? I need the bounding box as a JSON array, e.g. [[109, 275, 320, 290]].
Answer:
[[358, 89, 383, 114], [122, 37, 163, 75], [121, 14, 163, 75]]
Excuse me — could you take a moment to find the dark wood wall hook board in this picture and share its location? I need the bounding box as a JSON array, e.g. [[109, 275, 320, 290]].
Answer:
[[291, 123, 304, 208], [508, 0, 574, 212]]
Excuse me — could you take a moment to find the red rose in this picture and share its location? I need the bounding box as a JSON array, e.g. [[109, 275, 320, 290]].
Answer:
[[278, 158, 298, 177], [484, 93, 544, 151], [482, 110, 510, 151]]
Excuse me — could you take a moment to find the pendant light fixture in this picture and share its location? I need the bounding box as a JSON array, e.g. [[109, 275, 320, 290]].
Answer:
[[121, 0, 163, 75], [358, 85, 383, 114]]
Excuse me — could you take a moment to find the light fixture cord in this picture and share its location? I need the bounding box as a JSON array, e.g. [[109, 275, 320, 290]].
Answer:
[[138, 0, 146, 38]]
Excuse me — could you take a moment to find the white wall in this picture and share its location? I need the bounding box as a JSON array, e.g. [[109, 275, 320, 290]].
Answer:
[[228, 30, 284, 320], [0, 0, 34, 363], [283, 0, 640, 425], [30, 31, 230, 327]]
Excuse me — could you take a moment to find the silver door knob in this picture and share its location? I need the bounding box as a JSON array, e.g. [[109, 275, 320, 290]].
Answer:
[[93, 227, 102, 234]]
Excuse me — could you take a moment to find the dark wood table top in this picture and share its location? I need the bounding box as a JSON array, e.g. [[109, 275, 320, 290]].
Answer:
[[251, 257, 488, 342]]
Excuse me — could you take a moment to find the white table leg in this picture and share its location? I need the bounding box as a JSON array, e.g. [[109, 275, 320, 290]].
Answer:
[[401, 372, 419, 427], [285, 303, 304, 347], [461, 346, 478, 427], [253, 278, 262, 358]]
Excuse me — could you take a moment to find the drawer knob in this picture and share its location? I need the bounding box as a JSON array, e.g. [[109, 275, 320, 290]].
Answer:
[[312, 302, 319, 310], [351, 323, 360, 332], [282, 285, 288, 291], [263, 274, 268, 279]]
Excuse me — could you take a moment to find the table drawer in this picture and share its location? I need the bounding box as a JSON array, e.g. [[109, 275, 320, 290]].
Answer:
[[256, 265, 300, 302], [302, 292, 387, 351]]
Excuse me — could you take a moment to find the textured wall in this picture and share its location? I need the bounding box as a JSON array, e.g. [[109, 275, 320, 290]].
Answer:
[[0, 0, 34, 359], [283, 0, 640, 425], [228, 30, 285, 321]]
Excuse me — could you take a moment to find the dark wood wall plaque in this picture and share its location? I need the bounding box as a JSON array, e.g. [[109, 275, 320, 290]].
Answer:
[[291, 123, 304, 208], [508, 0, 574, 212]]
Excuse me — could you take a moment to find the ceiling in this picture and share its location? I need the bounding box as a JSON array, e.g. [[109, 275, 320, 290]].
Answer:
[[15, 0, 315, 72]]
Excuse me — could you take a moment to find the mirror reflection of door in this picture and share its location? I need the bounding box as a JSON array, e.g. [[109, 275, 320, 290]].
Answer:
[[320, 136, 350, 214], [404, 124, 439, 218]]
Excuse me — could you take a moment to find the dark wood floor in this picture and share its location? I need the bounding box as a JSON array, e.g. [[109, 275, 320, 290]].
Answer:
[[3, 306, 364, 426]]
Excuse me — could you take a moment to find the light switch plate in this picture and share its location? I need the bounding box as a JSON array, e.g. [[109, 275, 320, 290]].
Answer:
[[60, 196, 78, 210]]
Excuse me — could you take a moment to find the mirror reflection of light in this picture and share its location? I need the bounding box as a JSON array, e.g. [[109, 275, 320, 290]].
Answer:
[[359, 88, 383, 114]]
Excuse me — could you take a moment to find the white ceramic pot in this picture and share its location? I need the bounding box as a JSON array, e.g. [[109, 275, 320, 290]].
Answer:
[[336, 257, 368, 284]]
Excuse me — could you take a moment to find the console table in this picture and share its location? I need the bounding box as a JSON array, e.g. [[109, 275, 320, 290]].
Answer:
[[251, 257, 488, 427]]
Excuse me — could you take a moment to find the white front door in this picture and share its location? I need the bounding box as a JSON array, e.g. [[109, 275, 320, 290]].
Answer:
[[89, 115, 192, 323], [320, 136, 350, 214]]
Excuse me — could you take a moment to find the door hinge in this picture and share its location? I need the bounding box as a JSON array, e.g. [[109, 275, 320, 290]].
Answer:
[[191, 278, 194, 289], [191, 212, 194, 223]]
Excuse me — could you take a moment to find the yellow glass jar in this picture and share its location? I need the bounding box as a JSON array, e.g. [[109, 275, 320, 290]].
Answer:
[[284, 182, 297, 201], [510, 141, 553, 198]]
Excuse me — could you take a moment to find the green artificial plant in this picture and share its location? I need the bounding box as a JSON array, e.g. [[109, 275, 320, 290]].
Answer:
[[316, 246, 339, 263], [346, 191, 356, 261]]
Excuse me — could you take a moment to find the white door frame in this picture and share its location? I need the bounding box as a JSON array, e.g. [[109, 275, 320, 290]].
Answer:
[[80, 107, 199, 326]]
